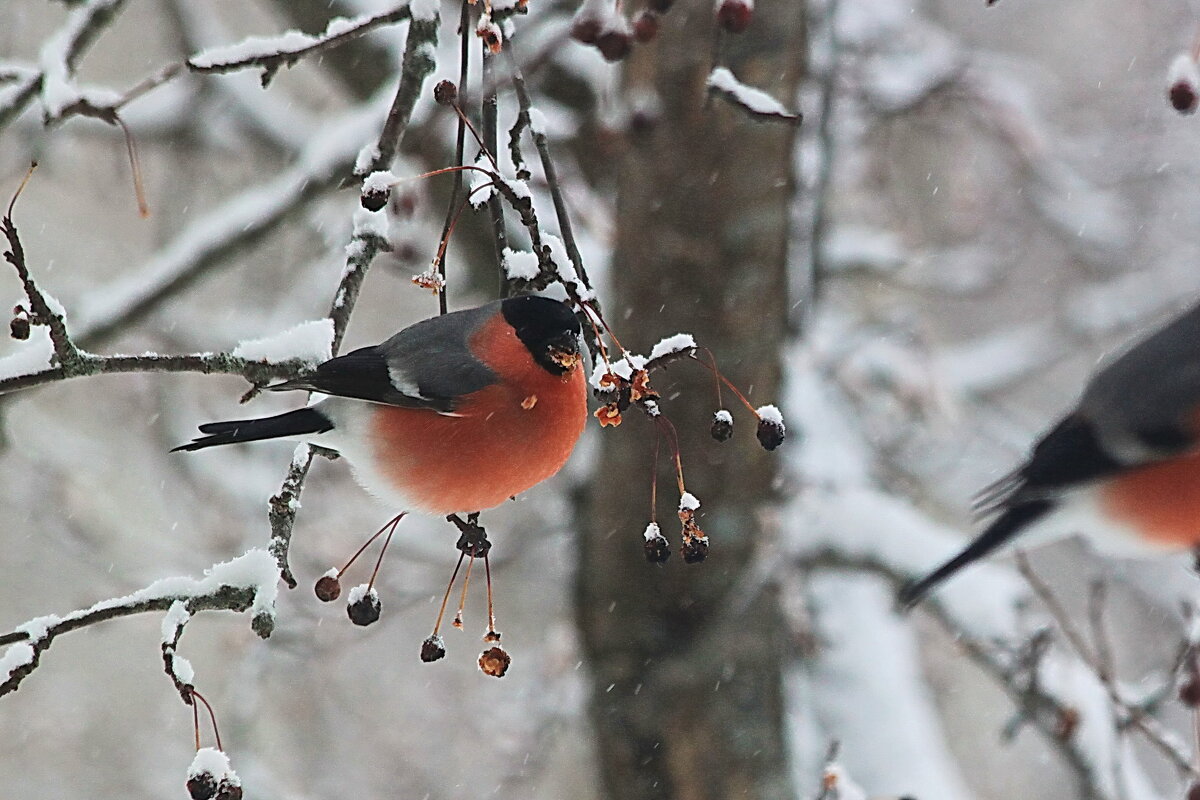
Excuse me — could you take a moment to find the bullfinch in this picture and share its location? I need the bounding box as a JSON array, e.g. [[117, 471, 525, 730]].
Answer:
[[174, 295, 588, 515], [900, 298, 1200, 608]]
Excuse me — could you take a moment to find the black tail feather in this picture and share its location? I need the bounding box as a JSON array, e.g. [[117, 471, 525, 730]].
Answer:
[[172, 407, 333, 452], [898, 499, 1055, 610]]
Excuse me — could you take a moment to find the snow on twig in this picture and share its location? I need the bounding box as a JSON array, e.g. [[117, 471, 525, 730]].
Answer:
[[0, 549, 280, 698], [186, 4, 412, 88], [707, 67, 801, 123]]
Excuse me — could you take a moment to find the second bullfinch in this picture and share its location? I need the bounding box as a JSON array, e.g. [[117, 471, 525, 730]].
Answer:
[[174, 295, 588, 515], [901, 297, 1200, 608]]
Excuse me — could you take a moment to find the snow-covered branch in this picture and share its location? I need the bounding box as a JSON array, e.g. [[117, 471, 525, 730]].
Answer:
[[707, 67, 802, 123], [186, 4, 412, 88], [0, 549, 280, 698]]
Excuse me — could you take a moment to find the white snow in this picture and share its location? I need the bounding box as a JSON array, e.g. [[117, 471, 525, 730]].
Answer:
[[232, 318, 334, 364], [678, 492, 700, 512], [409, 0, 440, 22], [755, 404, 784, 426], [647, 333, 696, 363], [362, 170, 398, 193], [322, 567, 339, 580], [0, 642, 35, 680], [0, 331, 54, 382], [347, 584, 376, 604], [714, 409, 733, 425], [188, 747, 239, 783], [469, 153, 496, 208], [161, 600, 191, 642], [706, 67, 796, 119], [1167, 53, 1200, 92], [170, 655, 195, 685], [527, 107, 548, 137], [643, 522, 662, 541], [503, 247, 541, 281], [187, 9, 384, 70]]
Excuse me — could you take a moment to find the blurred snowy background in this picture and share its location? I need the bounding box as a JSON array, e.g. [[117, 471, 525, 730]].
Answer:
[[4, 0, 1200, 798]]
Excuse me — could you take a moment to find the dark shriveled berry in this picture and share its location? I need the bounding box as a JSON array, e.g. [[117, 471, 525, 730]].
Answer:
[[9, 315, 29, 340], [314, 574, 341, 602], [187, 773, 218, 800], [347, 589, 381, 626], [644, 534, 671, 563], [571, 17, 602, 44], [1179, 676, 1200, 706], [716, 0, 753, 32], [595, 30, 633, 62], [681, 536, 709, 563], [433, 79, 458, 106], [1188, 781, 1200, 800], [479, 645, 512, 677], [215, 782, 243, 800], [420, 635, 446, 662], [360, 188, 389, 212], [711, 410, 734, 442], [1170, 81, 1199, 114], [756, 418, 785, 450]]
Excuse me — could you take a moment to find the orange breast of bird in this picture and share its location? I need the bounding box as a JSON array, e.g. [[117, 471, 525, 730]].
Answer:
[[1098, 450, 1200, 548], [369, 313, 587, 515]]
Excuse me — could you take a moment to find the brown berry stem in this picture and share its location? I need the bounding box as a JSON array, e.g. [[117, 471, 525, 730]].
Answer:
[[432, 551, 467, 638], [338, 513, 406, 577], [366, 513, 406, 591], [698, 346, 724, 406], [114, 114, 149, 218], [483, 553, 499, 641], [649, 433, 660, 521], [432, 184, 498, 282], [690, 352, 759, 417], [453, 554, 476, 629], [7, 162, 36, 220], [653, 414, 686, 494], [189, 688, 223, 752]]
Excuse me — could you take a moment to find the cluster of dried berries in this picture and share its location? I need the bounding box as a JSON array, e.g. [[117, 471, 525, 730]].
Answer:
[[677, 494, 709, 563], [186, 748, 241, 800]]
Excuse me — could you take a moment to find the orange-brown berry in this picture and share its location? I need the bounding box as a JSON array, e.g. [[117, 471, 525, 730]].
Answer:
[[314, 574, 341, 602], [479, 645, 511, 677]]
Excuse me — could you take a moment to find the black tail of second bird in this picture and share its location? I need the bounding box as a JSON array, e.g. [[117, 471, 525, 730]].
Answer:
[[172, 407, 333, 452], [897, 498, 1055, 610]]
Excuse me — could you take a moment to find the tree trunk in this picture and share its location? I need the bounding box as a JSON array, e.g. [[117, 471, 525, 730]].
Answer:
[[576, 2, 806, 798]]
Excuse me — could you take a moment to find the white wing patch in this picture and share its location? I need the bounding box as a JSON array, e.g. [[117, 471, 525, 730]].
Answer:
[[387, 364, 426, 400]]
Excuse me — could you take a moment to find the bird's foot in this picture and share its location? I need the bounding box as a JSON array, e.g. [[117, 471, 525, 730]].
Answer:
[[447, 512, 492, 558]]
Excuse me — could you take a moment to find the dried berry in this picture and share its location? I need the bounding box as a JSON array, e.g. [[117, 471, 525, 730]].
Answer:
[[360, 187, 388, 212], [9, 315, 29, 340], [595, 402, 623, 427], [1187, 781, 1200, 800], [187, 773, 218, 800], [1180, 676, 1200, 707], [314, 573, 341, 602], [1168, 54, 1200, 115], [479, 645, 511, 677], [433, 80, 458, 106], [715, 0, 753, 32], [215, 782, 243, 800], [420, 634, 446, 662], [711, 409, 734, 442], [1171, 81, 1199, 114], [595, 30, 633, 62], [571, 17, 602, 44], [633, 11, 659, 42], [643, 522, 671, 563], [347, 586, 381, 626], [681, 535, 709, 563], [755, 405, 786, 450]]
